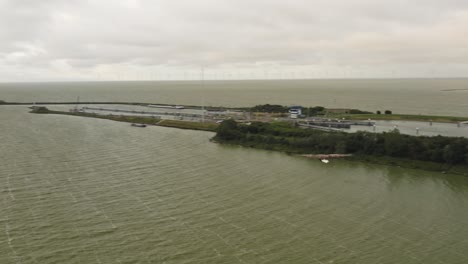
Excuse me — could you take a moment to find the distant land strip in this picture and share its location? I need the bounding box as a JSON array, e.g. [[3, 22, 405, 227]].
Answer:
[[0, 100, 231, 111], [4, 100, 468, 123], [441, 88, 468, 92]]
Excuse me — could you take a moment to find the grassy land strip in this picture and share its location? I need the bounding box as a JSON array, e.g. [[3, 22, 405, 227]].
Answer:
[[157, 119, 218, 131], [31, 107, 217, 131], [332, 113, 468, 123]]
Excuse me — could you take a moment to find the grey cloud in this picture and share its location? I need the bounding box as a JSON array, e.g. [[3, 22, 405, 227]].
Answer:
[[0, 0, 467, 81]]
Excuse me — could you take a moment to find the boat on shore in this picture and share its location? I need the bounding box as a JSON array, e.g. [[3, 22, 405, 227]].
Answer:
[[131, 123, 147, 128]]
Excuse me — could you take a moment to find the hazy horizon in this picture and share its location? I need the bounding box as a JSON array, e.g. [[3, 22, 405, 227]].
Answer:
[[2, 76, 468, 84]]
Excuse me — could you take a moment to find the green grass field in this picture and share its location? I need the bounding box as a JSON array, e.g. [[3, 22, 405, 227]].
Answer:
[[157, 119, 218, 131]]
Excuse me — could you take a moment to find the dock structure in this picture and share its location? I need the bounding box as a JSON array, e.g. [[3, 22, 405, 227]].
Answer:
[[302, 121, 351, 129], [346, 120, 376, 126], [299, 118, 375, 130], [298, 123, 344, 132]]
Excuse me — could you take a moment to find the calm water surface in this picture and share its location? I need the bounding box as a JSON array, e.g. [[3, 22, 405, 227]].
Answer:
[[1, 106, 468, 263], [1, 78, 468, 116]]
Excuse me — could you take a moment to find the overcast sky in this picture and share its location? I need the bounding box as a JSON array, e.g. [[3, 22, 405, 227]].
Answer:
[[1, 0, 467, 81]]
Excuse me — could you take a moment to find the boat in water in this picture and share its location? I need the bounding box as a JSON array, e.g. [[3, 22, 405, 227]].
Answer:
[[131, 123, 147, 128], [320, 159, 330, 164]]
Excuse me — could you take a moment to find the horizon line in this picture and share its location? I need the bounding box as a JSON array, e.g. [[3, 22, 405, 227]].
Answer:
[[1, 76, 468, 84]]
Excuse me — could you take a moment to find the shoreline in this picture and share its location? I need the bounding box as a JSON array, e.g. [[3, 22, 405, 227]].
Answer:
[[216, 140, 468, 175], [300, 154, 353, 159], [213, 120, 468, 175], [26, 106, 468, 175], [2, 100, 468, 123]]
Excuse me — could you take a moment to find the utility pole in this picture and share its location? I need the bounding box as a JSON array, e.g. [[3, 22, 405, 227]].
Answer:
[[201, 67, 205, 123]]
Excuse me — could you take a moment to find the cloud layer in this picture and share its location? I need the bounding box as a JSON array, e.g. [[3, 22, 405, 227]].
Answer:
[[1, 0, 467, 81]]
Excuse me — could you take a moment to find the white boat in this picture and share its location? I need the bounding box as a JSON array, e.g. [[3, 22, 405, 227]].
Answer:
[[320, 159, 329, 164], [131, 123, 147, 128]]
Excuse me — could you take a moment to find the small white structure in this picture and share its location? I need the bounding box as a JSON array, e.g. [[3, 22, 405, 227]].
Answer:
[[289, 106, 303, 119]]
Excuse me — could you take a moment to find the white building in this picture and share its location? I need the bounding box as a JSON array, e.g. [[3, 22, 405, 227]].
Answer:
[[289, 106, 303, 119]]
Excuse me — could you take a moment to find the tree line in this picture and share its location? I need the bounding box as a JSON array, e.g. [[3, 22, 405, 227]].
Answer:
[[214, 120, 468, 165]]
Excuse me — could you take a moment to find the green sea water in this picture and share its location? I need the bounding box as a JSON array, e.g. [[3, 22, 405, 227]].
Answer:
[[1, 105, 468, 263], [0, 79, 468, 264]]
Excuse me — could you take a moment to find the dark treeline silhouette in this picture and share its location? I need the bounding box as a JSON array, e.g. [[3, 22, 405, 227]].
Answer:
[[250, 104, 289, 113], [214, 120, 468, 165]]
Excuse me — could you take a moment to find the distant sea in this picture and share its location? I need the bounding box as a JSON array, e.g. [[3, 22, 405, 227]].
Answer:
[[1, 78, 467, 116]]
